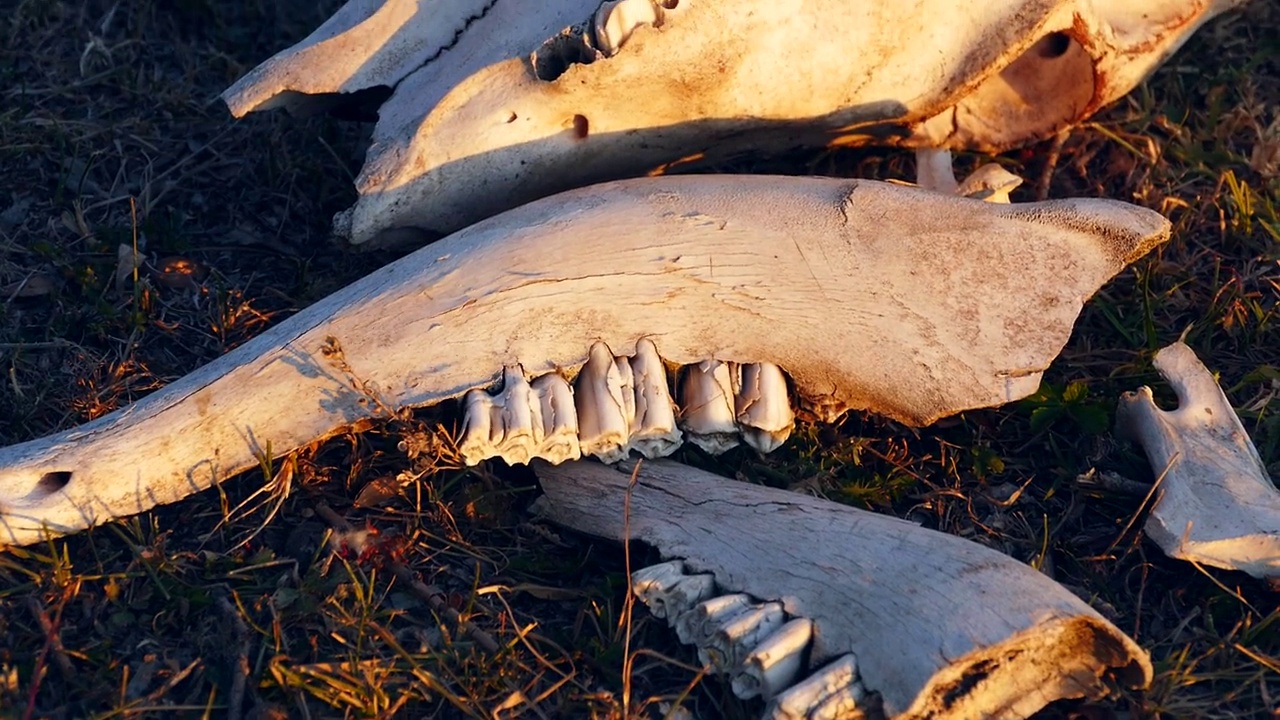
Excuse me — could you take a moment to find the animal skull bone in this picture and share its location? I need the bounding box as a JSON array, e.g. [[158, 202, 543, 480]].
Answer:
[[533, 459, 1154, 719], [0, 174, 1168, 546], [222, 0, 1247, 247]]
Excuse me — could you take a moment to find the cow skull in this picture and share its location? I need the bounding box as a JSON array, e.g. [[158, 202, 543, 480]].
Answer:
[[0, 175, 1167, 545], [222, 0, 1247, 247]]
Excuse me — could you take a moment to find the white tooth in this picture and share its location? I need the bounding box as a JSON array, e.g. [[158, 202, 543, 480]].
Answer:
[[732, 618, 813, 701], [494, 366, 538, 465], [531, 374, 581, 464], [631, 560, 716, 621], [458, 387, 501, 466], [593, 0, 663, 57], [675, 592, 753, 645], [629, 339, 682, 458], [735, 362, 795, 453], [696, 601, 786, 672], [574, 342, 633, 463], [762, 654, 868, 720], [679, 361, 740, 454], [957, 163, 1024, 203]]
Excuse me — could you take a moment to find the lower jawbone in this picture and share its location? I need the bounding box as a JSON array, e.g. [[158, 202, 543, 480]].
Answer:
[[0, 175, 1169, 546], [221, 0, 1244, 247]]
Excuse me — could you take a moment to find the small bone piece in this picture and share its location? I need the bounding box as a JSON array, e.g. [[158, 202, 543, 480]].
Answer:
[[574, 342, 634, 463], [679, 361, 740, 454], [764, 654, 871, 720], [733, 618, 815, 701], [530, 374, 582, 464], [535, 459, 1153, 719], [957, 164, 1024, 203], [735, 362, 796, 453], [697, 600, 787, 671], [628, 338, 683, 458], [1116, 341, 1280, 580]]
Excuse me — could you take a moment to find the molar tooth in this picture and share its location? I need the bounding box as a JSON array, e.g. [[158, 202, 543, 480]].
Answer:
[[531, 374, 581, 464], [574, 342, 633, 463], [494, 366, 537, 465], [675, 592, 753, 645], [631, 560, 716, 621], [679, 361, 740, 454], [629, 339, 682, 458], [593, 0, 662, 57], [696, 601, 787, 672], [458, 387, 502, 466], [762, 654, 870, 720], [732, 618, 814, 701], [735, 363, 795, 453]]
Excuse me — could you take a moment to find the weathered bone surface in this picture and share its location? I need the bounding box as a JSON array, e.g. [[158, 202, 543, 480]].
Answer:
[[222, 0, 1246, 246], [1116, 342, 1280, 580], [0, 175, 1169, 545], [534, 459, 1153, 719]]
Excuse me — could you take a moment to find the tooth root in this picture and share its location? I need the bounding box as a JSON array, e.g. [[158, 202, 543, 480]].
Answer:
[[732, 618, 814, 701], [735, 363, 795, 454], [696, 601, 787, 672], [915, 149, 959, 195], [593, 0, 662, 57], [679, 361, 740, 454], [574, 342, 632, 463], [957, 163, 1024, 204], [762, 654, 870, 720], [675, 592, 753, 645], [629, 339, 683, 458], [531, 374, 581, 464]]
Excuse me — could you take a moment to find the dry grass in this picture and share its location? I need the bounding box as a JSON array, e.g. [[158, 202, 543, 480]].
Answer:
[[0, 1, 1277, 718]]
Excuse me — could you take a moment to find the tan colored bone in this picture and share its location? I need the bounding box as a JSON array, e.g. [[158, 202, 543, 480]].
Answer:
[[1117, 341, 1280, 580]]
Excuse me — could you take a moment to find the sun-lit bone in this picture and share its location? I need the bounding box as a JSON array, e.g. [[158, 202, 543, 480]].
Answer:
[[0, 176, 1170, 546], [628, 338, 683, 458], [679, 361, 740, 454], [764, 654, 870, 720], [1116, 342, 1280, 580], [736, 362, 795, 453], [223, 0, 1243, 246], [573, 342, 633, 463], [457, 366, 538, 465], [530, 374, 582, 464], [697, 600, 787, 670], [733, 618, 815, 701], [535, 459, 1154, 719]]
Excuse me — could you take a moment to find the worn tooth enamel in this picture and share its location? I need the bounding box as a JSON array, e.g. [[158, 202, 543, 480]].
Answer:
[[458, 388, 501, 465], [735, 362, 795, 453], [574, 342, 633, 462], [957, 163, 1024, 203], [697, 601, 787, 671], [593, 0, 662, 57], [629, 339, 683, 458], [675, 592, 754, 645], [531, 374, 582, 464], [732, 618, 814, 701], [631, 561, 718, 621], [679, 361, 740, 454], [763, 654, 869, 720], [494, 366, 538, 465]]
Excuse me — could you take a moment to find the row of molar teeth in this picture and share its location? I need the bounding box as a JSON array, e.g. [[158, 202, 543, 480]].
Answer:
[[630, 560, 873, 717], [458, 341, 794, 466]]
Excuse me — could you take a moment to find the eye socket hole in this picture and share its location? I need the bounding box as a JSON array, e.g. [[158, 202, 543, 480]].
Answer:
[[37, 471, 73, 494], [1035, 32, 1072, 59]]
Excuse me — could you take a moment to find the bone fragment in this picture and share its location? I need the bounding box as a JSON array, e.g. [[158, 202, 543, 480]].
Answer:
[[679, 361, 740, 454], [574, 342, 634, 463], [0, 175, 1169, 545], [628, 338, 683, 458], [735, 362, 795, 453], [223, 0, 1242, 245], [534, 459, 1153, 719], [1116, 341, 1280, 580], [764, 654, 871, 720], [957, 164, 1024, 203], [733, 618, 815, 701]]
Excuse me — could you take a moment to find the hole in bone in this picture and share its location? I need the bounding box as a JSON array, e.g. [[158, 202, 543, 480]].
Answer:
[[573, 114, 589, 139], [660, 0, 678, 7], [36, 471, 73, 495], [1035, 32, 1072, 59], [532, 28, 600, 82]]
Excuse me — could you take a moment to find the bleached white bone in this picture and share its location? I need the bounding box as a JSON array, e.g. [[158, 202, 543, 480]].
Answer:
[[222, 0, 1244, 246], [679, 361, 740, 454], [736, 362, 795, 453], [697, 600, 787, 670], [534, 459, 1154, 719], [733, 618, 814, 701], [0, 175, 1169, 546], [628, 338, 682, 458], [573, 342, 633, 463], [764, 654, 869, 720], [1116, 341, 1280, 580]]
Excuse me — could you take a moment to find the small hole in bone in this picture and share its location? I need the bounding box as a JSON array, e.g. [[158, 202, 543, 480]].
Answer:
[[660, 0, 679, 8], [573, 114, 590, 139], [505, 111, 518, 123], [533, 29, 599, 82], [36, 471, 73, 494], [1035, 32, 1072, 59]]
